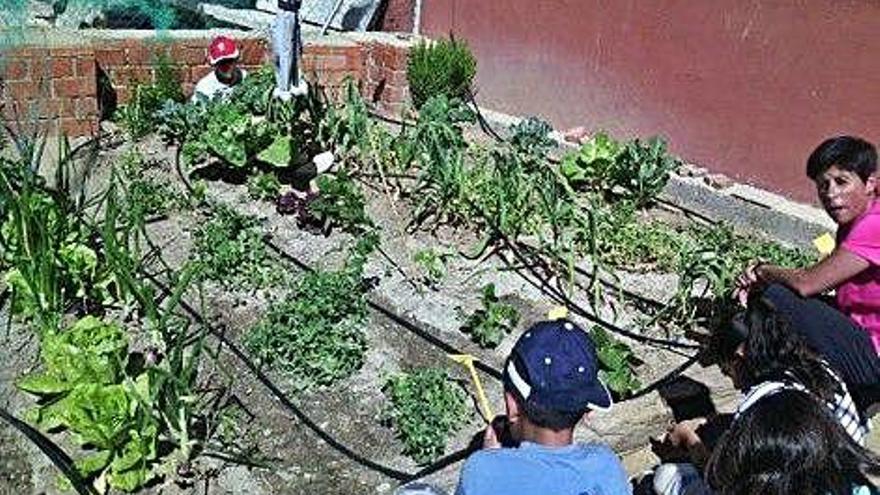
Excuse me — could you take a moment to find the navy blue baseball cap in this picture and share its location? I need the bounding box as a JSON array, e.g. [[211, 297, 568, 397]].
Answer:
[[503, 319, 612, 413]]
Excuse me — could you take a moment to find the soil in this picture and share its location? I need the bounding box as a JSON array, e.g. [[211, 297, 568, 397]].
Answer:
[[1, 129, 839, 495]]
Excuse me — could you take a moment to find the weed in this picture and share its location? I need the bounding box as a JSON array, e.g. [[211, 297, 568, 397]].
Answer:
[[589, 326, 641, 397], [192, 205, 281, 289], [246, 172, 282, 201], [382, 368, 470, 464], [460, 284, 520, 348], [407, 38, 477, 109]]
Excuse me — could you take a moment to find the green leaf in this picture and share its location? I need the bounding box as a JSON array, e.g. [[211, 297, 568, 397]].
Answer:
[[17, 373, 70, 395], [75, 450, 112, 476], [256, 134, 294, 168]]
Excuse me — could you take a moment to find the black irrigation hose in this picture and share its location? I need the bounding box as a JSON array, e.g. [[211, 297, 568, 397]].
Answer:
[[263, 239, 506, 381], [143, 272, 476, 483], [0, 407, 98, 495]]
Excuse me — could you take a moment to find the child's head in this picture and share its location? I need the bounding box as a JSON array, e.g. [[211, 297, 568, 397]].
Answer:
[[502, 319, 612, 436], [706, 389, 879, 495], [713, 293, 839, 402], [806, 136, 877, 225], [208, 35, 241, 81]]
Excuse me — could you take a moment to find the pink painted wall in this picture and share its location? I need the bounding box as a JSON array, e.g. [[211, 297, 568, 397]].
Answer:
[[421, 0, 880, 203]]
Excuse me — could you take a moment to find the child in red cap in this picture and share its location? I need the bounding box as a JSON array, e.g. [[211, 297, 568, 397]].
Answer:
[[192, 35, 248, 102]]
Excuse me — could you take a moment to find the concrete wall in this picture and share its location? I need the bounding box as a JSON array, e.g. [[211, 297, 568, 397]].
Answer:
[[1, 29, 414, 137], [420, 0, 880, 203]]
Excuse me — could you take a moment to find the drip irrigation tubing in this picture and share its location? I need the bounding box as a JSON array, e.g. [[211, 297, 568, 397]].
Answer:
[[0, 407, 97, 495], [142, 272, 476, 483]]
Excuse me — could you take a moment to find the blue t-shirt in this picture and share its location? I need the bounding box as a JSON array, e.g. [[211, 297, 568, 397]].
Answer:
[[455, 442, 631, 495]]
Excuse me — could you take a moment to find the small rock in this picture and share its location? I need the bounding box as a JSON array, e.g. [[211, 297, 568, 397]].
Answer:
[[704, 173, 734, 190], [376, 482, 391, 493]]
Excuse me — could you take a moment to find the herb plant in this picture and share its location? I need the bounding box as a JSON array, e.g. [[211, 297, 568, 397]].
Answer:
[[192, 205, 281, 289], [382, 368, 470, 464], [413, 248, 450, 288], [246, 256, 369, 389], [461, 284, 520, 348], [407, 38, 477, 109]]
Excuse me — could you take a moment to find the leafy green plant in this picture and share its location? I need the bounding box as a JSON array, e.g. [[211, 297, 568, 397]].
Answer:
[[246, 255, 368, 389], [17, 316, 160, 492], [407, 38, 477, 109], [382, 368, 470, 464], [509, 116, 555, 160], [308, 171, 375, 235], [192, 205, 281, 289], [461, 284, 520, 348], [116, 54, 185, 139], [589, 326, 642, 397], [560, 131, 621, 187], [613, 137, 681, 207], [246, 171, 282, 201], [413, 248, 450, 288], [560, 132, 679, 207], [182, 103, 275, 168]]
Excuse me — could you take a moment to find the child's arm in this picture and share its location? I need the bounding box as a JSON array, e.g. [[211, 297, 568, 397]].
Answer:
[[749, 247, 870, 297]]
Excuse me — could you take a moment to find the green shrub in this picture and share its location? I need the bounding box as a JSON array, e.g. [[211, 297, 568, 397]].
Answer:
[[407, 38, 477, 109], [589, 326, 641, 397], [383, 368, 470, 464]]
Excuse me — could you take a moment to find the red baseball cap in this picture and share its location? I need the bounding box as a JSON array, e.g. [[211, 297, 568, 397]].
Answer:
[[208, 36, 240, 66]]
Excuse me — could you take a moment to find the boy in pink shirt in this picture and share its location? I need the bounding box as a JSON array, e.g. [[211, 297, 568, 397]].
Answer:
[[735, 136, 880, 412]]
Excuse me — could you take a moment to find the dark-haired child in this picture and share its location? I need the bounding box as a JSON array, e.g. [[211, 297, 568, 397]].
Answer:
[[455, 319, 631, 495], [734, 136, 880, 407]]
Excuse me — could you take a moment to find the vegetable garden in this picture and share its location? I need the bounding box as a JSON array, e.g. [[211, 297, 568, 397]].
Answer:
[[0, 39, 812, 494]]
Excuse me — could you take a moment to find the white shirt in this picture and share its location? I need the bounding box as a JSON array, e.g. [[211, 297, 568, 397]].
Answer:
[[191, 69, 248, 103]]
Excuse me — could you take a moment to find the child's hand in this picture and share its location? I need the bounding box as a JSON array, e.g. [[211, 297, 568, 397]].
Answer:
[[734, 262, 764, 306]]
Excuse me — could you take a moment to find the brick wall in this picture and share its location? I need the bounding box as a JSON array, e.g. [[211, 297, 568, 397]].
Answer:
[[0, 31, 414, 137]]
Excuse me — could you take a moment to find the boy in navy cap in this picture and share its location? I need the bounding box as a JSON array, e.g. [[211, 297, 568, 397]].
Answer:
[[455, 319, 632, 495]]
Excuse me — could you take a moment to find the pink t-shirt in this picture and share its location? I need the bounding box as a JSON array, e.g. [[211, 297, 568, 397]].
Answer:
[[837, 200, 880, 353]]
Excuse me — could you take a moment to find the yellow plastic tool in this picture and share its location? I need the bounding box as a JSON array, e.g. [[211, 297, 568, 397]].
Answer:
[[449, 354, 494, 422], [813, 232, 836, 257], [547, 306, 569, 320]]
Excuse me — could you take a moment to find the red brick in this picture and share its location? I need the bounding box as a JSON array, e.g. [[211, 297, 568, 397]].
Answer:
[[75, 97, 98, 118], [59, 117, 98, 137], [95, 48, 126, 66], [238, 40, 267, 65], [6, 80, 42, 99], [2, 59, 29, 81], [51, 47, 91, 58], [182, 46, 208, 65], [51, 58, 75, 78], [75, 57, 96, 79], [116, 86, 131, 104], [190, 65, 212, 82], [112, 66, 153, 86], [52, 77, 95, 98]]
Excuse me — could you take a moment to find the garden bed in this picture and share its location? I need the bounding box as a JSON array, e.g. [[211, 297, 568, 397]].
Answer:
[[0, 54, 813, 494]]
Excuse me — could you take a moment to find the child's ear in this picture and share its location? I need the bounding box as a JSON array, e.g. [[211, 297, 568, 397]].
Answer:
[[867, 174, 878, 197]]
